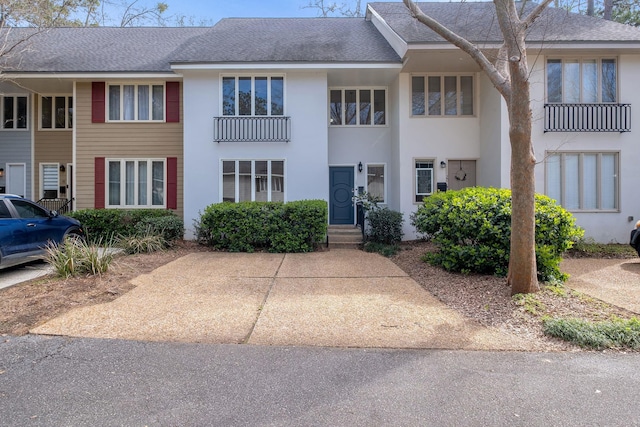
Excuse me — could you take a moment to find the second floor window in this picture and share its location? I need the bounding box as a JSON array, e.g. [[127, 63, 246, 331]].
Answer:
[[329, 88, 386, 126], [2, 95, 28, 130], [412, 75, 474, 116], [547, 58, 617, 103], [41, 95, 73, 129], [108, 84, 164, 121], [222, 76, 284, 116]]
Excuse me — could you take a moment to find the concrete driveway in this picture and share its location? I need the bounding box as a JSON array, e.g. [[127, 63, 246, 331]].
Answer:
[[31, 250, 528, 350]]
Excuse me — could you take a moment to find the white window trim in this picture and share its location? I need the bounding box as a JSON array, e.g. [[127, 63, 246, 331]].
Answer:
[[105, 158, 167, 208], [545, 57, 618, 104], [1, 94, 29, 131], [220, 74, 286, 117], [328, 87, 388, 127], [40, 163, 60, 198], [219, 159, 286, 203], [38, 94, 73, 131], [414, 158, 435, 204], [365, 163, 386, 204], [544, 150, 620, 212], [106, 82, 166, 122], [410, 74, 476, 118]]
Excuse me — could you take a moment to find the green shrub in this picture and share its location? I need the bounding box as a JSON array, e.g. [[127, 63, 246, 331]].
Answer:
[[543, 317, 640, 349], [45, 237, 113, 278], [411, 187, 583, 282], [366, 207, 404, 244], [198, 200, 327, 253], [69, 209, 180, 244], [134, 215, 184, 244]]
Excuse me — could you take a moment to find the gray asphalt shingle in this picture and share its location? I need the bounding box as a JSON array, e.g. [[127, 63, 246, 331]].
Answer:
[[0, 27, 214, 72], [369, 1, 640, 44], [171, 18, 401, 63]]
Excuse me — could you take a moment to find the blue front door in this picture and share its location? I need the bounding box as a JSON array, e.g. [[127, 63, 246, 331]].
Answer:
[[329, 166, 354, 225]]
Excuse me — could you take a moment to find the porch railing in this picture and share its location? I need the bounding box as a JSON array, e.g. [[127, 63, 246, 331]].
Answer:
[[36, 197, 73, 214], [544, 103, 631, 133], [214, 116, 291, 143]]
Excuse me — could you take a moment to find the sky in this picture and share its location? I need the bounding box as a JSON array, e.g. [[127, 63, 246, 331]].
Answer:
[[139, 0, 390, 25]]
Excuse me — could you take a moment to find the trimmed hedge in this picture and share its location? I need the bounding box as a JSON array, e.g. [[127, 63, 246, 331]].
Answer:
[[366, 207, 404, 244], [69, 209, 182, 243], [197, 200, 327, 252], [411, 187, 583, 282]]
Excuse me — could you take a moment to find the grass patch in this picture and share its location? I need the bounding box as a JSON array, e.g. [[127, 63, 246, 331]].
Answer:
[[513, 293, 546, 315], [566, 238, 637, 258], [363, 242, 400, 257], [543, 317, 640, 349]]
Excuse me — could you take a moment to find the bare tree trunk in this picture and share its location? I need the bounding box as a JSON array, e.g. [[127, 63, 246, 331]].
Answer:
[[603, 0, 614, 20], [506, 67, 539, 295], [403, 0, 549, 294], [496, 0, 540, 295], [587, 0, 595, 16]]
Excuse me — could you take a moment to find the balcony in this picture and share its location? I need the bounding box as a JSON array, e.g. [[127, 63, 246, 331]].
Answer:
[[214, 116, 291, 143], [544, 103, 631, 133]]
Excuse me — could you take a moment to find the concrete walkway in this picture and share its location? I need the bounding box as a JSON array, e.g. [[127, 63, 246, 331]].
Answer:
[[562, 257, 640, 314], [0, 261, 52, 290], [31, 250, 528, 350]]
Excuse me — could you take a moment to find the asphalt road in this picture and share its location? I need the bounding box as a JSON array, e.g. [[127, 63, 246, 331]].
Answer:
[[1, 336, 640, 426]]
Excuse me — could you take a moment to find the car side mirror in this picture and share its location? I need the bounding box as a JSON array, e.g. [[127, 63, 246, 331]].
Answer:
[[49, 210, 59, 218]]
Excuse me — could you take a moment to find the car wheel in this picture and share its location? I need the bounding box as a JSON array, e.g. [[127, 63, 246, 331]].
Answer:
[[63, 230, 85, 247]]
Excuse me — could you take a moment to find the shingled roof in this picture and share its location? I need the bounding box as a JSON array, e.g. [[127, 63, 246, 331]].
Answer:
[[1, 17, 401, 73], [0, 27, 214, 73], [171, 18, 401, 64], [2, 2, 639, 74], [369, 1, 640, 44]]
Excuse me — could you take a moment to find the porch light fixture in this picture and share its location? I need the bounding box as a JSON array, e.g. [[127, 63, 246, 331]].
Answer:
[[0, 168, 3, 178], [358, 162, 363, 173], [440, 161, 446, 168], [59, 165, 66, 172]]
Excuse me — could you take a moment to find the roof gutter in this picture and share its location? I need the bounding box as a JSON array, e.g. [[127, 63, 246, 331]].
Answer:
[[170, 62, 403, 71], [1, 72, 181, 79]]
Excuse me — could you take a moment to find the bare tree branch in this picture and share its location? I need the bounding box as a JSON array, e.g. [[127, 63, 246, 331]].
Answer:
[[403, 0, 511, 98]]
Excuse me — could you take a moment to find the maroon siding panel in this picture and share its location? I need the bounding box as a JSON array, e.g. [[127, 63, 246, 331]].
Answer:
[[166, 82, 180, 123], [94, 157, 105, 209], [167, 157, 178, 210], [92, 82, 106, 123]]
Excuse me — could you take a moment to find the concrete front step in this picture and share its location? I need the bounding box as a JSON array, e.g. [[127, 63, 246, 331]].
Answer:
[[327, 225, 363, 249]]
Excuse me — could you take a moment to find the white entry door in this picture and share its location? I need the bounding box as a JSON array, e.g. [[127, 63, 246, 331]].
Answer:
[[7, 163, 26, 197]]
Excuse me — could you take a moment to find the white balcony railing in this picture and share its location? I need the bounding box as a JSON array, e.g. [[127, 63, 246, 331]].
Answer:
[[544, 104, 631, 133], [214, 116, 291, 142]]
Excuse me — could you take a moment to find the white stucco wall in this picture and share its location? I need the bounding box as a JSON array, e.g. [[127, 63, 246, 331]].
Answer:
[[395, 72, 484, 239], [477, 73, 509, 188], [529, 54, 640, 243], [182, 70, 329, 238]]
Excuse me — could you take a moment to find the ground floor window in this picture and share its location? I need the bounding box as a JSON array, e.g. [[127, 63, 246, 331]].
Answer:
[[546, 151, 619, 211], [222, 160, 284, 202], [415, 159, 434, 203], [107, 159, 165, 207], [41, 163, 60, 198], [366, 164, 385, 203]]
